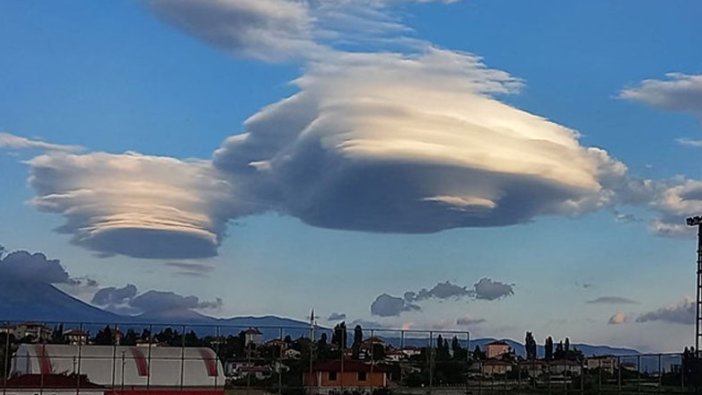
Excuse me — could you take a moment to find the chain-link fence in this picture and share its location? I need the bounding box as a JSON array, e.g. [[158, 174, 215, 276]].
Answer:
[[1, 321, 700, 395]]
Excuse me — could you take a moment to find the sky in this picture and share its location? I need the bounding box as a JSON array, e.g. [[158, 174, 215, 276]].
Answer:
[[1, 0, 702, 352]]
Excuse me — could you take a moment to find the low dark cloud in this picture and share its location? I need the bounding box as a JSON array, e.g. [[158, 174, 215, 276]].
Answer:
[[473, 278, 514, 300], [636, 299, 694, 324], [370, 294, 420, 317], [372, 278, 514, 317], [91, 286, 223, 315], [91, 284, 138, 306], [587, 296, 638, 305], [327, 312, 346, 321], [404, 281, 472, 302], [0, 250, 71, 284]]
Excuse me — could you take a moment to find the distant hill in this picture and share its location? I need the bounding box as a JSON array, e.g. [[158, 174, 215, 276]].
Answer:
[[0, 281, 642, 356], [0, 280, 120, 324]]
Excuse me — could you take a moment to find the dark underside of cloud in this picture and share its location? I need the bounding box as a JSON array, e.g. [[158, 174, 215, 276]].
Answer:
[[73, 227, 219, 259]]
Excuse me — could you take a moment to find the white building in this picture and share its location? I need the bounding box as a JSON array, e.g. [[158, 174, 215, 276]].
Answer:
[[243, 328, 263, 346], [11, 344, 225, 388], [485, 341, 510, 359]]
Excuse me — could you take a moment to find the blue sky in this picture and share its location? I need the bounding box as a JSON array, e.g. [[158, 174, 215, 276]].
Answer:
[[1, 0, 702, 352]]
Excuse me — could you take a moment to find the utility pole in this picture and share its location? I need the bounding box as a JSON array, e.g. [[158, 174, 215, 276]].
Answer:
[[686, 216, 702, 358]]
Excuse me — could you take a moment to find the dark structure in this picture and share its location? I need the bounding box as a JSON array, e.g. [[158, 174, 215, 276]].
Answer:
[[686, 215, 702, 357]]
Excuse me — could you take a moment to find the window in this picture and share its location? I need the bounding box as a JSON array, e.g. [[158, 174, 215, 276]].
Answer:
[[358, 371, 367, 381], [329, 371, 337, 381]]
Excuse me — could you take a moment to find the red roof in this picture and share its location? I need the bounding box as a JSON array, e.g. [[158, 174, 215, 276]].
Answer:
[[487, 340, 509, 346], [5, 374, 103, 389], [312, 360, 387, 373], [244, 328, 262, 335]]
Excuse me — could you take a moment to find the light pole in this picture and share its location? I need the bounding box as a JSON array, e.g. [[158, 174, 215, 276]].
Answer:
[[686, 216, 702, 358]]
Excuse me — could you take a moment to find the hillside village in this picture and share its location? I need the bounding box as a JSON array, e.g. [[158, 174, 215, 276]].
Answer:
[[1, 321, 699, 394]]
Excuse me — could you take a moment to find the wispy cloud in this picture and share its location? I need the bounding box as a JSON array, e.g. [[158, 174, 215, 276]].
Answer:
[[587, 296, 638, 305], [164, 261, 214, 277], [0, 132, 81, 152], [676, 138, 702, 148]]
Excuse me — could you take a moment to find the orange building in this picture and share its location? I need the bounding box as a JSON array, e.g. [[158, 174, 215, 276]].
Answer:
[[304, 360, 388, 395]]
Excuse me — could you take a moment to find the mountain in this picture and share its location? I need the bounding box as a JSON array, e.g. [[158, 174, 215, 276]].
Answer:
[[0, 281, 643, 356], [0, 280, 121, 323]]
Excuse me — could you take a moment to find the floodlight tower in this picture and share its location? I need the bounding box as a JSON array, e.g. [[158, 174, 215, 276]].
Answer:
[[687, 216, 702, 357]]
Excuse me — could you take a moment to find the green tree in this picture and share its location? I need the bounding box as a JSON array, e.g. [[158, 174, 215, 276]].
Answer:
[[525, 331, 537, 360], [544, 336, 553, 361], [94, 325, 113, 345]]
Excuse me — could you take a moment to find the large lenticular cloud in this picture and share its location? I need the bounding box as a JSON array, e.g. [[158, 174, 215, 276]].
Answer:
[[214, 50, 626, 232], [27, 152, 252, 259]]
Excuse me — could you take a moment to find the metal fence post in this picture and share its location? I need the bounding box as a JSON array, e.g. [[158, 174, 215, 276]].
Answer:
[[429, 331, 433, 395], [618, 356, 622, 395], [278, 327, 283, 395], [180, 325, 186, 391], [2, 326, 10, 395]]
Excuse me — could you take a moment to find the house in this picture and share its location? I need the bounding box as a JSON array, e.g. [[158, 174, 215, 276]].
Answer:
[[284, 348, 302, 360], [520, 360, 547, 377], [2, 374, 104, 395], [243, 328, 263, 346], [385, 349, 406, 362], [304, 360, 388, 395], [358, 336, 385, 359], [585, 355, 618, 374], [63, 329, 88, 345], [481, 359, 513, 376], [549, 359, 582, 376], [400, 347, 421, 358], [1, 323, 51, 342], [265, 338, 289, 351], [485, 340, 510, 359]]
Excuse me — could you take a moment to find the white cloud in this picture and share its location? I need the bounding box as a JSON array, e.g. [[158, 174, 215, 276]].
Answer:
[[620, 73, 702, 114], [0, 132, 81, 152], [27, 151, 259, 259], [676, 137, 702, 148], [608, 312, 628, 325], [647, 178, 702, 238], [214, 49, 626, 233]]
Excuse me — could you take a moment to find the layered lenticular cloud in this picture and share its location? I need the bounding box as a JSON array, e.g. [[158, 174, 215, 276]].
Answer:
[[214, 50, 626, 233], [27, 152, 256, 259]]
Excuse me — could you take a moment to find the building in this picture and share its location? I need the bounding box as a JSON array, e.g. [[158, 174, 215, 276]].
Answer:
[[63, 329, 88, 345], [549, 359, 582, 376], [243, 328, 263, 346], [11, 344, 225, 388], [304, 360, 388, 395], [358, 336, 385, 359], [519, 360, 547, 377], [480, 359, 513, 376], [0, 323, 51, 342], [485, 340, 511, 359], [2, 374, 104, 395], [585, 355, 618, 374]]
